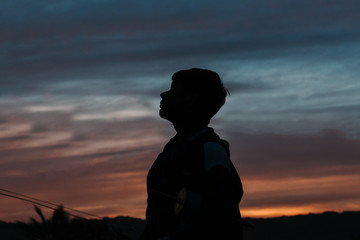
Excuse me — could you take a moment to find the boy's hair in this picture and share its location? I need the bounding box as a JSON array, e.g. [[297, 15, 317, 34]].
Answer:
[[172, 68, 228, 124]]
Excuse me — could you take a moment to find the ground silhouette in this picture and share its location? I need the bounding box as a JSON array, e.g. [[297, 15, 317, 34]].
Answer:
[[1, 209, 359, 240]]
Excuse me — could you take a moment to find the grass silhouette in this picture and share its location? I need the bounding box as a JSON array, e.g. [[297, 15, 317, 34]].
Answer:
[[20, 205, 131, 240]]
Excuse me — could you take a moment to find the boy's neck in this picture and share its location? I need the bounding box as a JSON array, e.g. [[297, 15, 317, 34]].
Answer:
[[173, 122, 208, 137]]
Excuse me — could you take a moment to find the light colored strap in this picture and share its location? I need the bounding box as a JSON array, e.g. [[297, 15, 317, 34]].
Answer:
[[204, 142, 231, 172]]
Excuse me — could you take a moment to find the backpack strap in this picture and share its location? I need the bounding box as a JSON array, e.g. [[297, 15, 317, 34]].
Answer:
[[204, 141, 231, 172]]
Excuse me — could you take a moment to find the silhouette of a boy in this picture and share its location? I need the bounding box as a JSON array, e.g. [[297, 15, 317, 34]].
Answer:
[[140, 68, 243, 240]]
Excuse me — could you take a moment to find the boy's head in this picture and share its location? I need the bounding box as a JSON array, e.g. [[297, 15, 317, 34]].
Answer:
[[160, 68, 227, 125]]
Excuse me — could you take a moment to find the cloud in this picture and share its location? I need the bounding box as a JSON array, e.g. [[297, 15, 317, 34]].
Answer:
[[226, 129, 360, 179], [2, 127, 359, 221], [2, 0, 359, 91], [0, 143, 157, 220], [0, 99, 167, 221], [224, 81, 271, 94], [239, 170, 360, 217], [223, 128, 360, 217]]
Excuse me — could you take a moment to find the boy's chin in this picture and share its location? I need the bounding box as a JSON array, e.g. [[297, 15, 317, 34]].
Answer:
[[159, 109, 177, 124], [159, 109, 169, 120]]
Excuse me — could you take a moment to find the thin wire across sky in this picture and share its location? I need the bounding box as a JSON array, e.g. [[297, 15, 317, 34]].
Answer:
[[0, 188, 101, 219]]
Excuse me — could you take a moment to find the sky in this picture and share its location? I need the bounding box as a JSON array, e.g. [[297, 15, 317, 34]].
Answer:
[[1, 0, 360, 222]]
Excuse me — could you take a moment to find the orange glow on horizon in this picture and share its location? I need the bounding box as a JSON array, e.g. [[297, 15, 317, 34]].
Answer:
[[240, 205, 360, 219]]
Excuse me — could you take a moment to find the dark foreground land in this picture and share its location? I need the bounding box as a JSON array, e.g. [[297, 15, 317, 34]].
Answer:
[[1, 210, 359, 240]]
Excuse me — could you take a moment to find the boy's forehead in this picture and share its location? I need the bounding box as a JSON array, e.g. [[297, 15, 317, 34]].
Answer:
[[171, 80, 186, 92], [171, 79, 200, 97]]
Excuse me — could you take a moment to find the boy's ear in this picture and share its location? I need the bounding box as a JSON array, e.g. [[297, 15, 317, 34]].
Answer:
[[185, 94, 202, 117], [184, 93, 200, 107]]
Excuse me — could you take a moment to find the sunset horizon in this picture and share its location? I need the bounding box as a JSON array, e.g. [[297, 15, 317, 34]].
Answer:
[[1, 177, 359, 223]]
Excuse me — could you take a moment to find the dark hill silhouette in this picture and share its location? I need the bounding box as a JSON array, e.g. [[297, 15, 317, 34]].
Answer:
[[1, 210, 359, 240], [242, 211, 360, 240]]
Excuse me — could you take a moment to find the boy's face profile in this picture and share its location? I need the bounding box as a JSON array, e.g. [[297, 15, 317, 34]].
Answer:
[[159, 80, 197, 124]]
